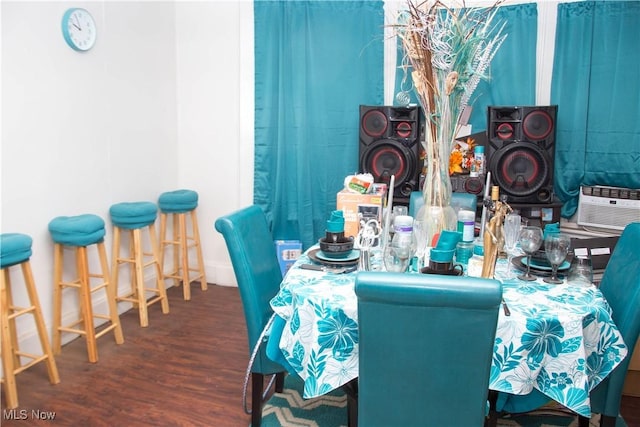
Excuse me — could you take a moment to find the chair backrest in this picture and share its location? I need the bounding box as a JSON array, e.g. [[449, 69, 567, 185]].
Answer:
[[214, 205, 284, 374], [355, 271, 502, 427], [409, 191, 477, 218], [588, 222, 640, 418]]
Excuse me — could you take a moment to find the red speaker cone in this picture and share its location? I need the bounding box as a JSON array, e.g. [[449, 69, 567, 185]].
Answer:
[[370, 145, 407, 179], [523, 110, 554, 141], [362, 110, 388, 138], [395, 121, 412, 138], [496, 123, 514, 140], [493, 145, 549, 198]]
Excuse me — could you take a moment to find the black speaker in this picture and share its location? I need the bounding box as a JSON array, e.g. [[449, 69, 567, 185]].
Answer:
[[486, 105, 557, 204], [451, 174, 485, 195], [359, 105, 423, 205]]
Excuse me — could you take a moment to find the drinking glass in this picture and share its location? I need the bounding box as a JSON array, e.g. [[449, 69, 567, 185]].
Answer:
[[543, 233, 571, 284], [503, 213, 522, 278], [412, 218, 428, 271], [517, 226, 543, 281], [568, 256, 594, 287], [383, 243, 412, 272]]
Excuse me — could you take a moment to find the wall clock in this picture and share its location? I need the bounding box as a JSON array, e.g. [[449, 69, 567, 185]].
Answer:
[[61, 8, 97, 51]]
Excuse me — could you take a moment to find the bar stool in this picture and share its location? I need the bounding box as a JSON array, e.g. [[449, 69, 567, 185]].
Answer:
[[158, 189, 207, 301], [1, 233, 60, 409], [49, 214, 124, 363], [110, 201, 169, 327]]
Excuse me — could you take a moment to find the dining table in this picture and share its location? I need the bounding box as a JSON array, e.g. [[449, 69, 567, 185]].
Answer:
[[267, 246, 629, 418]]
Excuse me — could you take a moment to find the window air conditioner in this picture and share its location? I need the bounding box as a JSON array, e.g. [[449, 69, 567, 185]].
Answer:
[[577, 185, 640, 231]]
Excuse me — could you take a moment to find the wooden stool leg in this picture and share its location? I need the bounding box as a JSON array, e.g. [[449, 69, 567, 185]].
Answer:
[[111, 227, 122, 304], [98, 242, 124, 344], [158, 213, 168, 282], [190, 210, 207, 291], [4, 270, 20, 368], [178, 213, 191, 301], [128, 231, 139, 306], [52, 243, 64, 354], [77, 247, 98, 363], [148, 224, 169, 314], [132, 229, 149, 327], [21, 261, 60, 384], [1, 268, 19, 409], [172, 214, 180, 282]]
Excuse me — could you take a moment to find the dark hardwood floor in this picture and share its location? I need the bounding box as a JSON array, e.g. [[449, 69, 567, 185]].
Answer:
[[2, 284, 639, 426]]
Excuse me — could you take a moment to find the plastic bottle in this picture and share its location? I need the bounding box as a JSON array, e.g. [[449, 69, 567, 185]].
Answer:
[[384, 215, 415, 272], [391, 215, 415, 252], [455, 210, 475, 270], [467, 240, 485, 277], [457, 209, 475, 243], [455, 240, 474, 271], [474, 145, 485, 175]]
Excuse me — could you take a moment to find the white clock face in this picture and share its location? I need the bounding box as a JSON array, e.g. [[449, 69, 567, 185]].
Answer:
[[62, 8, 97, 51]]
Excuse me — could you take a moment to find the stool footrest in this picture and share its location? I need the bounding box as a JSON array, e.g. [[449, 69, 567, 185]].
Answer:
[[59, 280, 82, 289], [117, 291, 163, 302], [59, 326, 88, 336], [7, 305, 36, 320], [115, 258, 158, 270], [145, 295, 165, 307], [94, 323, 118, 340], [12, 353, 50, 376], [164, 272, 204, 284], [90, 282, 109, 293], [116, 296, 138, 304]]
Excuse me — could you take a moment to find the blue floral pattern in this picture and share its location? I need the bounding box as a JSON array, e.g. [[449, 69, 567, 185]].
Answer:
[[270, 253, 628, 417]]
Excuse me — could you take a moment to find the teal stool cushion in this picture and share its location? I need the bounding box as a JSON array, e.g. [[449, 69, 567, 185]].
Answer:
[[158, 189, 198, 213], [110, 202, 157, 229], [1, 233, 33, 268], [48, 214, 106, 246]]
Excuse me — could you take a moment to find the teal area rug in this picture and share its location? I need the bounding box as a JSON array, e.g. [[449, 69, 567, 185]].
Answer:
[[256, 375, 601, 427]]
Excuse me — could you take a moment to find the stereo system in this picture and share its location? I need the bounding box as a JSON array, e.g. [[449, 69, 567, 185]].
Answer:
[[486, 105, 558, 204], [450, 173, 485, 195], [359, 105, 423, 205]]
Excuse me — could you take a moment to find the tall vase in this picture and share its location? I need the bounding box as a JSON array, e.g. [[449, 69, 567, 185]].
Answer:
[[418, 140, 457, 248]]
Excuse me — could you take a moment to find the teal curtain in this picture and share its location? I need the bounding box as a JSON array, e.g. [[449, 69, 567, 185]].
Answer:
[[254, 0, 384, 249], [467, 3, 538, 132], [552, 1, 640, 217], [393, 3, 538, 132]]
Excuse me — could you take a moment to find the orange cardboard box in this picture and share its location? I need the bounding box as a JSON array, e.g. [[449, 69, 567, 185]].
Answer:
[[336, 184, 387, 238]]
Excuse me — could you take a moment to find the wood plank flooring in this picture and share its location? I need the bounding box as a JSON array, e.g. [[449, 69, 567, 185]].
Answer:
[[2, 283, 639, 426]]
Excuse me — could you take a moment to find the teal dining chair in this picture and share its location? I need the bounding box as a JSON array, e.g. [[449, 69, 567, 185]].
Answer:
[[489, 222, 640, 427], [215, 205, 287, 427], [355, 271, 502, 427], [580, 221, 640, 427]]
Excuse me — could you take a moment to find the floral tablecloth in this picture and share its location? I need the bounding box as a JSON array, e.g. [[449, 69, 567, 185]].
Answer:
[[269, 251, 628, 417]]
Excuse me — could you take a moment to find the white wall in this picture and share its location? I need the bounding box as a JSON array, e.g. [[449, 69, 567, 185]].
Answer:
[[1, 1, 251, 357], [175, 1, 254, 288]]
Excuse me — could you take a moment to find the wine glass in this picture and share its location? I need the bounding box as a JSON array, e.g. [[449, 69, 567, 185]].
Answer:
[[503, 213, 522, 278], [517, 226, 543, 281], [543, 233, 571, 284]]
